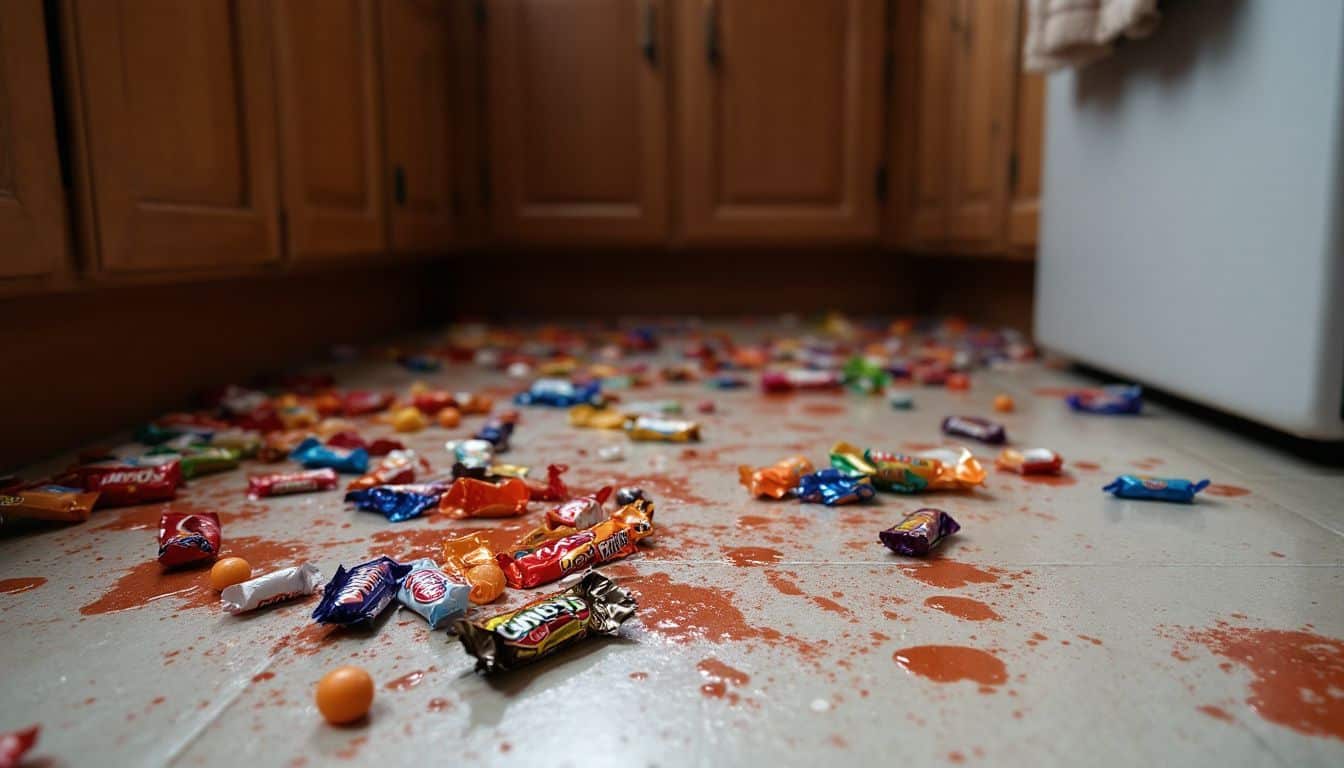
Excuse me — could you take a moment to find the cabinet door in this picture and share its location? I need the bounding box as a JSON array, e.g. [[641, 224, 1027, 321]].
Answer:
[[889, 0, 956, 245], [678, 0, 883, 243], [275, 0, 385, 259], [487, 0, 667, 244], [381, 0, 456, 251], [945, 0, 1016, 245], [68, 0, 280, 273], [0, 0, 69, 282], [1007, 1, 1043, 251]]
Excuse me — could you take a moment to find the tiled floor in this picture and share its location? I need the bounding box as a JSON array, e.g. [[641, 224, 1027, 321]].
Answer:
[[2, 323, 1342, 767]]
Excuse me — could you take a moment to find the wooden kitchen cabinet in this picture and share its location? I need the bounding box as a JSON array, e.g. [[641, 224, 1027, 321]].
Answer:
[[275, 0, 386, 259], [0, 0, 69, 285], [676, 0, 885, 243], [486, 0, 668, 244], [1006, 1, 1044, 252], [381, 0, 458, 252], [64, 0, 281, 274]]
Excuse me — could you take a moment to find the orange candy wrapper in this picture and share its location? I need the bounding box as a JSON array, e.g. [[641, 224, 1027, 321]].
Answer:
[[441, 533, 506, 604], [738, 456, 815, 499], [438, 477, 531, 519], [995, 447, 1063, 475], [345, 450, 431, 491]]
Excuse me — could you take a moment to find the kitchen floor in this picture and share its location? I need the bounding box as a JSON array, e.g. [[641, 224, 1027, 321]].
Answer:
[[2, 322, 1342, 768]]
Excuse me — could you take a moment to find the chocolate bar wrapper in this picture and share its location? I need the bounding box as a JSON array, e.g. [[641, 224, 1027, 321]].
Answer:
[[544, 486, 612, 531], [0, 485, 99, 523], [1103, 475, 1210, 503], [311, 556, 412, 625], [794, 468, 875, 506], [345, 483, 447, 523], [996, 448, 1064, 475], [247, 468, 339, 498], [221, 563, 324, 614], [624, 415, 701, 442], [880, 508, 960, 556], [454, 571, 636, 673], [396, 559, 470, 629], [157, 511, 221, 568], [940, 416, 1007, 445], [1067, 385, 1142, 415]]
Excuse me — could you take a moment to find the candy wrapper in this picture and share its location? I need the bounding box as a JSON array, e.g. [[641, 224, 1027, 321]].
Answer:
[[78, 461, 180, 508], [831, 442, 985, 493], [545, 486, 613, 531], [290, 437, 369, 474], [439, 477, 530, 519], [760, 369, 842, 393], [346, 450, 430, 491], [343, 390, 394, 416], [995, 448, 1064, 475], [794, 469, 876, 506], [0, 485, 99, 524], [411, 388, 455, 415], [221, 563, 323, 614], [738, 457, 815, 499], [455, 571, 637, 673], [514, 378, 602, 407], [311, 556, 412, 625], [442, 533, 507, 604], [177, 446, 241, 479], [843, 356, 891, 394], [454, 392, 494, 415], [210, 429, 261, 458], [1068, 385, 1142, 415], [397, 559, 470, 629], [568, 404, 629, 430], [880, 508, 960, 556], [258, 430, 310, 463], [445, 439, 495, 474], [474, 415, 515, 451], [525, 463, 570, 502], [0, 724, 39, 768], [941, 416, 1007, 444], [614, 486, 647, 506], [247, 468, 339, 499], [345, 483, 448, 523], [157, 511, 221, 568], [1103, 475, 1210, 503], [367, 437, 404, 456], [625, 415, 701, 442], [497, 507, 649, 589]]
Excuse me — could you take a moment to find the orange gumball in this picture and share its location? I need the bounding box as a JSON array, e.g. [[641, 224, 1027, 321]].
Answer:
[[315, 666, 374, 725], [437, 407, 461, 429], [946, 373, 971, 391], [209, 557, 252, 591], [993, 394, 1015, 413]]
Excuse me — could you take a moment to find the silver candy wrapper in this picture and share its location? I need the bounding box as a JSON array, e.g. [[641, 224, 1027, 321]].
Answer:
[[221, 563, 324, 614]]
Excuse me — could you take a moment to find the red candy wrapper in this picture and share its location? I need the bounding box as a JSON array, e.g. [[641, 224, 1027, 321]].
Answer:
[[342, 390, 393, 416], [158, 511, 221, 568], [78, 461, 180, 508], [995, 448, 1064, 475], [544, 485, 612, 530], [325, 431, 367, 450], [247, 468, 339, 498], [412, 390, 456, 414], [346, 450, 430, 491], [498, 500, 653, 589], [367, 437, 405, 456], [526, 463, 571, 502], [0, 724, 39, 768]]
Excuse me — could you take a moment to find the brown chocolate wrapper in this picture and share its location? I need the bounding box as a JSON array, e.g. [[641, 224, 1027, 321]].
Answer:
[[453, 571, 636, 673]]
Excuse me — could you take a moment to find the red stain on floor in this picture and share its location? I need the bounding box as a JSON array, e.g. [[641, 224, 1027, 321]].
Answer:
[[893, 645, 1008, 686], [1198, 705, 1234, 723], [1269, 551, 1286, 559], [427, 697, 453, 712], [801, 402, 847, 416], [698, 658, 750, 703], [1205, 484, 1251, 498], [765, 570, 806, 597], [723, 547, 782, 567], [923, 595, 1001, 621], [1072, 461, 1101, 471], [385, 667, 435, 692], [251, 671, 276, 683], [578, 470, 715, 507], [810, 596, 853, 617], [1173, 621, 1344, 741], [625, 572, 779, 644], [898, 559, 1001, 589], [948, 752, 966, 764], [628, 671, 648, 681], [1017, 473, 1077, 487], [1077, 634, 1103, 646], [0, 577, 47, 595]]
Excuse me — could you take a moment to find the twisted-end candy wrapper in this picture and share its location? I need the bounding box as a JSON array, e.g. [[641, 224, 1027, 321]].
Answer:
[[737, 456, 815, 499], [438, 477, 531, 519], [442, 533, 506, 604]]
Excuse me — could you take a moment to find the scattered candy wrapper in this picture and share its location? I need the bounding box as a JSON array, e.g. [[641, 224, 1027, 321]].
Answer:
[[290, 437, 369, 474], [614, 486, 647, 506], [442, 533, 506, 604], [346, 450, 430, 492], [761, 369, 842, 393], [1103, 475, 1210, 503], [625, 415, 701, 442], [996, 448, 1063, 475], [597, 445, 626, 462], [880, 507, 960, 556], [525, 463, 570, 501], [738, 456, 815, 499], [397, 558, 470, 629], [0, 724, 39, 768], [0, 484, 98, 524], [71, 461, 180, 508], [544, 486, 613, 531], [888, 390, 914, 409], [499, 500, 653, 590], [221, 563, 324, 614], [1068, 384, 1143, 415], [454, 571, 637, 673], [569, 404, 628, 430], [831, 442, 985, 493], [445, 439, 495, 473], [157, 511, 221, 568], [794, 468, 876, 506], [941, 415, 1007, 445], [248, 468, 339, 498], [473, 415, 515, 451], [312, 556, 412, 625], [514, 378, 602, 407], [439, 477, 531, 519], [345, 483, 449, 523]]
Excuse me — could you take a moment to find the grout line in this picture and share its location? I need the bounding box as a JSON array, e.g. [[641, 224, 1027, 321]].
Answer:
[[627, 560, 1344, 568]]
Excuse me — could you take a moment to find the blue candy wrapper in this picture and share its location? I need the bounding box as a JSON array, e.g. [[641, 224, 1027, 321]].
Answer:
[[514, 378, 602, 407], [794, 468, 876, 506], [345, 483, 448, 523], [311, 556, 412, 625], [396, 558, 470, 629], [1102, 475, 1210, 503], [290, 437, 369, 474], [398, 354, 442, 372], [474, 417, 514, 451], [1068, 385, 1143, 415]]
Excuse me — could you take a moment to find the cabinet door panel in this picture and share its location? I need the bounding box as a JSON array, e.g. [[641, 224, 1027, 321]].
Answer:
[[0, 0, 68, 281], [488, 0, 667, 243], [276, 0, 385, 258], [1008, 1, 1043, 251], [678, 0, 883, 243], [381, 0, 456, 251], [71, 0, 279, 273], [898, 0, 956, 243]]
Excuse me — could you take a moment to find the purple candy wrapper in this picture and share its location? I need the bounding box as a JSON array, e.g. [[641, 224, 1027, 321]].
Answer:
[[940, 415, 1007, 444], [879, 508, 960, 556], [311, 555, 411, 625]]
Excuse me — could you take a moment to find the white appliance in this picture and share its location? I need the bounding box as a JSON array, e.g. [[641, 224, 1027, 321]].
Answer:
[[1034, 0, 1344, 439]]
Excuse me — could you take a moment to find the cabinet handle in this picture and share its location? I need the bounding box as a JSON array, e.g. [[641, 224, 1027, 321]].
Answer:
[[640, 1, 657, 65], [705, 0, 720, 68]]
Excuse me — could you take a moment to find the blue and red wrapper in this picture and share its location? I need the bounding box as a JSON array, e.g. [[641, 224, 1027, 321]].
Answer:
[[794, 469, 876, 506], [157, 511, 221, 568], [312, 556, 412, 625], [1068, 385, 1142, 415], [514, 378, 602, 407], [396, 558, 470, 629], [1103, 475, 1209, 503], [345, 483, 448, 523]]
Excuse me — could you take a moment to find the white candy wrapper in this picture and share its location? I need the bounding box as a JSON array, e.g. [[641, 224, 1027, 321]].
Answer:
[[221, 563, 323, 614]]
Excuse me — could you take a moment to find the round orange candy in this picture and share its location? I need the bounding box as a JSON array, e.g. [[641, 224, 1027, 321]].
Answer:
[[209, 557, 252, 591], [993, 394, 1015, 412], [437, 407, 461, 429], [946, 373, 971, 390], [315, 666, 374, 725]]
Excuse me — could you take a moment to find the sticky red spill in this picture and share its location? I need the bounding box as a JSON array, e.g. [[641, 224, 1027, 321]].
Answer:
[[924, 595, 1001, 621], [811, 596, 852, 617], [801, 402, 846, 416], [948, 752, 966, 764], [251, 671, 276, 683], [765, 570, 805, 597], [698, 658, 750, 703], [899, 559, 1001, 589], [427, 697, 453, 713], [628, 671, 648, 681], [1072, 461, 1101, 471], [1077, 634, 1103, 646], [1175, 622, 1344, 741], [624, 572, 779, 645], [1205, 484, 1251, 498], [893, 645, 1007, 686], [270, 622, 338, 657], [1198, 705, 1234, 723], [0, 577, 47, 595], [723, 547, 782, 567], [385, 668, 434, 692]]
